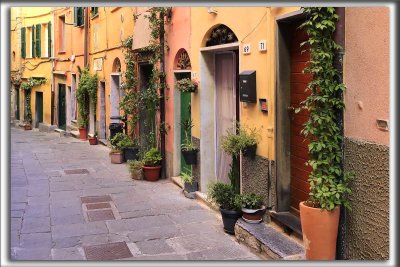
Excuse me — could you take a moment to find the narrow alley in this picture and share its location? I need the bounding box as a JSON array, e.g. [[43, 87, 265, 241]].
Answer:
[[10, 128, 260, 260]]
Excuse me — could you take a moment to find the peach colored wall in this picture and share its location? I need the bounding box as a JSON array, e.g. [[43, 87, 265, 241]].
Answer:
[[344, 7, 390, 146], [165, 7, 191, 153], [132, 7, 152, 50]]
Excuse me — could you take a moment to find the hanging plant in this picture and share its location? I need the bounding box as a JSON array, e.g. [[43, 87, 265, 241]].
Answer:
[[297, 7, 353, 211], [76, 66, 98, 128], [175, 78, 198, 93]]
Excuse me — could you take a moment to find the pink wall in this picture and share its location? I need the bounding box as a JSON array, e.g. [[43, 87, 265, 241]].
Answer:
[[165, 7, 191, 152], [344, 7, 390, 145]]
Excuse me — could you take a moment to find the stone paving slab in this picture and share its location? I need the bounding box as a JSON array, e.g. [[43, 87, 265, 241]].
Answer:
[[10, 128, 261, 261]]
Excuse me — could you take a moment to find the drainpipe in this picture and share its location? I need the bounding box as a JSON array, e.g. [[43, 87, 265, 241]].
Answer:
[[333, 7, 346, 260], [84, 7, 89, 67], [159, 10, 166, 179]]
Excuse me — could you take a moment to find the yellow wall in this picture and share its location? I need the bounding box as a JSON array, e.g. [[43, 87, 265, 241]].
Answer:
[[190, 7, 299, 159], [17, 7, 55, 125], [89, 7, 135, 129]]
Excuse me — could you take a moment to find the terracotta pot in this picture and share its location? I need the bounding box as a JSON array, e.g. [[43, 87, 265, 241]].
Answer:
[[142, 165, 161, 181], [130, 169, 143, 180], [242, 205, 266, 224], [299, 201, 340, 260], [79, 127, 87, 140], [110, 151, 124, 164], [24, 124, 32, 130], [88, 137, 98, 145]]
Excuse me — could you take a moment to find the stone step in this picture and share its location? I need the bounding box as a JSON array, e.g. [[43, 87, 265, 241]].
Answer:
[[70, 130, 80, 139], [270, 211, 302, 236], [235, 219, 305, 260]]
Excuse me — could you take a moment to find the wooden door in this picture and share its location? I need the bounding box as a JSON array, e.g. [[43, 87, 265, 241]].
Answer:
[[289, 22, 312, 214], [35, 92, 43, 128], [15, 86, 20, 120], [179, 73, 192, 175], [58, 84, 66, 130]]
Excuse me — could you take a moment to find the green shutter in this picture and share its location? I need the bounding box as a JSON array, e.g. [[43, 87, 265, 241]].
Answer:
[[36, 24, 41, 58], [78, 7, 84, 26], [21, 27, 26, 59], [74, 7, 78, 26], [31, 25, 35, 58], [48, 22, 51, 57]]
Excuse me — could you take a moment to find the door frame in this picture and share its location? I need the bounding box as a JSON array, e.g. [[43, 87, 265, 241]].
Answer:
[[99, 80, 107, 140], [275, 10, 307, 212], [57, 83, 66, 130]]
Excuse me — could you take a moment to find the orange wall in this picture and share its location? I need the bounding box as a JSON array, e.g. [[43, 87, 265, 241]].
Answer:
[[165, 7, 191, 153], [344, 7, 390, 145]]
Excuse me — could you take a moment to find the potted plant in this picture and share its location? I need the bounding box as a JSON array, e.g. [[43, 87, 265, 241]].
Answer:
[[88, 131, 98, 145], [181, 172, 198, 193], [297, 7, 353, 260], [108, 132, 125, 164], [119, 134, 139, 161], [175, 78, 198, 93], [127, 160, 144, 180], [180, 119, 199, 165], [142, 148, 162, 181], [76, 66, 98, 141], [207, 182, 241, 234], [240, 125, 260, 159], [240, 193, 266, 224]]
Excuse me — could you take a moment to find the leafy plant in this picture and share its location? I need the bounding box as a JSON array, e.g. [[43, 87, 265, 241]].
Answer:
[[207, 182, 241, 211], [181, 172, 194, 185], [118, 133, 136, 149], [175, 78, 198, 93], [180, 118, 198, 152], [127, 160, 144, 172], [240, 193, 263, 209], [109, 132, 126, 152], [20, 77, 46, 124], [142, 148, 162, 167], [76, 66, 98, 128], [297, 7, 353, 211]]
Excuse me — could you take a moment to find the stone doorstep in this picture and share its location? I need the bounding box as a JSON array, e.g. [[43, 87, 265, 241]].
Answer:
[[235, 219, 305, 260], [169, 181, 304, 260]]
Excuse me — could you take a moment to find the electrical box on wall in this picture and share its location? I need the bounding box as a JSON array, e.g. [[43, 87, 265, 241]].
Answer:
[[239, 70, 256, 103]]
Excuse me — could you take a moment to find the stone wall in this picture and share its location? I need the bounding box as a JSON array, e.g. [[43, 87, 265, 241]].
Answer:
[[192, 137, 201, 190], [344, 137, 389, 260], [241, 155, 276, 213]]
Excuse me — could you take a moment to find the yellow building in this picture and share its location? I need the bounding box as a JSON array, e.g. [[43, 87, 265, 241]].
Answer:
[[11, 7, 55, 129]]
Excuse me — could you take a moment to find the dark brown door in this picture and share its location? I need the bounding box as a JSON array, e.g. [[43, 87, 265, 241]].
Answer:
[[289, 22, 312, 214]]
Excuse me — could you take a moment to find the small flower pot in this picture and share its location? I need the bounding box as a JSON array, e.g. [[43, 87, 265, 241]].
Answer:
[[110, 151, 124, 164], [124, 147, 139, 161], [143, 165, 161, 181], [79, 127, 87, 140], [181, 149, 199, 165], [88, 137, 98, 145], [241, 205, 266, 224], [243, 144, 257, 159], [184, 181, 198, 193], [130, 169, 143, 180], [24, 123, 32, 130], [219, 207, 242, 235]]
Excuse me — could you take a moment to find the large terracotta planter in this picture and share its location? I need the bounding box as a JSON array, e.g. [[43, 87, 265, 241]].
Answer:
[[143, 165, 161, 181], [299, 201, 340, 260], [79, 127, 87, 140], [88, 137, 98, 145]]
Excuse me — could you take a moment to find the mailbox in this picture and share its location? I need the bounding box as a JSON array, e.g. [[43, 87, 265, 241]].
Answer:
[[239, 70, 256, 103]]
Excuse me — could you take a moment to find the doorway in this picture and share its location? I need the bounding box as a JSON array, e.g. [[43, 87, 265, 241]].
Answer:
[[99, 81, 106, 140], [138, 64, 154, 150], [58, 84, 66, 130], [215, 52, 238, 185], [15, 86, 20, 120], [35, 92, 43, 128], [176, 72, 192, 176], [110, 74, 121, 124]]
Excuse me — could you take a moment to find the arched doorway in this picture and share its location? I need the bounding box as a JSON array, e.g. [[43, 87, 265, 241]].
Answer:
[[199, 24, 240, 191]]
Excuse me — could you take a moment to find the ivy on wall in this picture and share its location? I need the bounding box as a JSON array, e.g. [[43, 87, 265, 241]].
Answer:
[[20, 77, 46, 124], [298, 7, 353, 211], [76, 66, 98, 128]]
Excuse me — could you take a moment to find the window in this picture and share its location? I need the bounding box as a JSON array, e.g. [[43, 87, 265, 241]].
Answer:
[[59, 16, 65, 52], [74, 7, 84, 27], [40, 22, 51, 58], [91, 7, 98, 18]]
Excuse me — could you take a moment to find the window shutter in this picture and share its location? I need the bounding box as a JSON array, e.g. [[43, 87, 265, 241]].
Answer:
[[78, 7, 84, 26], [31, 25, 35, 58], [36, 24, 41, 58], [21, 27, 26, 59], [48, 22, 51, 57]]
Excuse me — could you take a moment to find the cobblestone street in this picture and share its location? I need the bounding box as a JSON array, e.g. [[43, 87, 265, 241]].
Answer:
[[10, 128, 261, 261]]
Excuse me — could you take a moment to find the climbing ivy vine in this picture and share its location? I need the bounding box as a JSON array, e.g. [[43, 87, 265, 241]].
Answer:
[[76, 66, 98, 128], [298, 7, 353, 211], [20, 77, 46, 124]]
